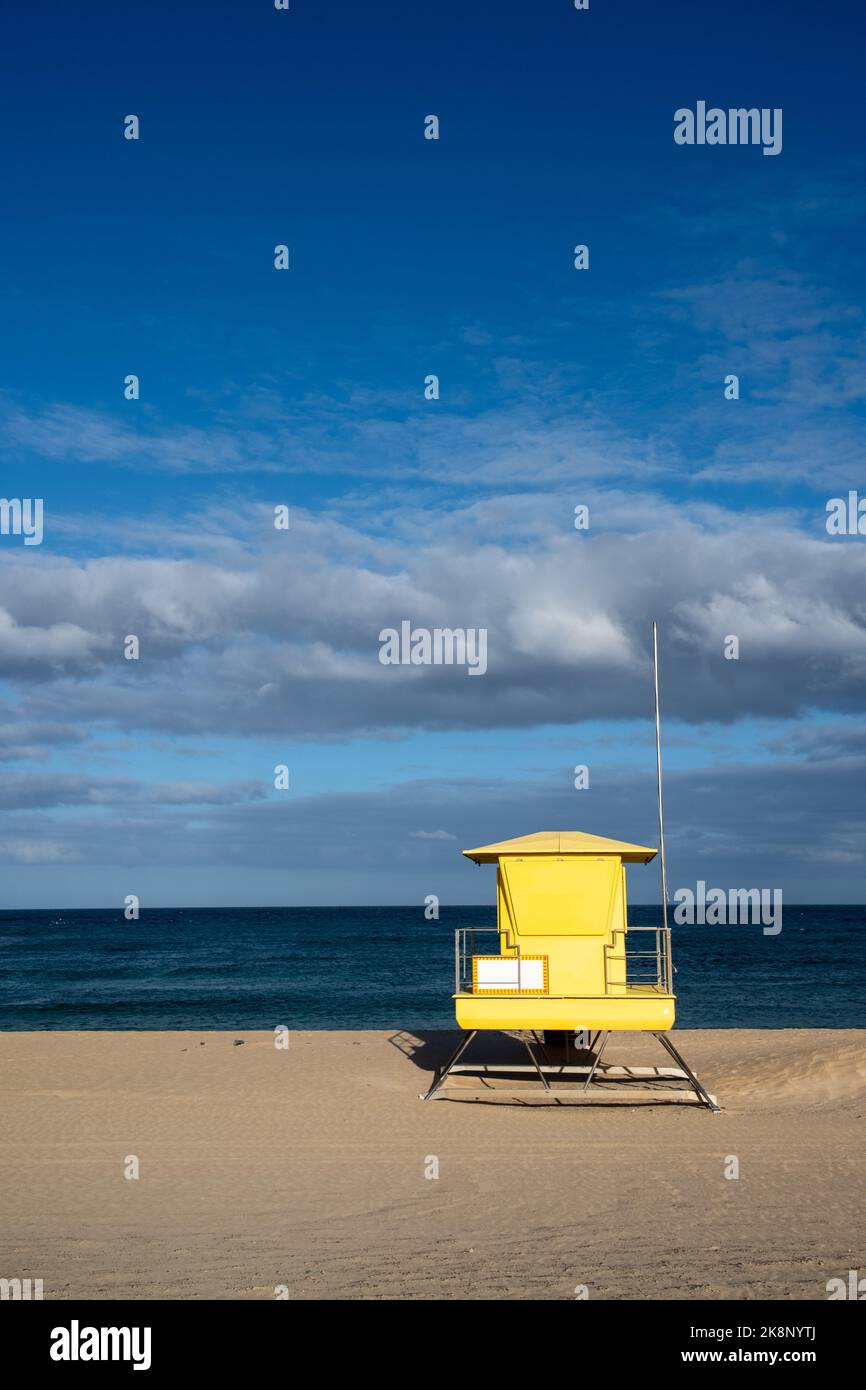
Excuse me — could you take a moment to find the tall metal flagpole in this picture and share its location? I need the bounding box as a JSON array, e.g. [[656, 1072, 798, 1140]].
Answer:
[[650, 650, 720, 1112], [652, 621, 669, 935]]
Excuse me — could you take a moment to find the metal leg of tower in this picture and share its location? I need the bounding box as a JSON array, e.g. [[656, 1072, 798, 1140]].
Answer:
[[531, 1030, 555, 1071], [654, 1032, 721, 1113], [524, 1034, 551, 1092], [583, 1030, 611, 1092], [421, 1029, 478, 1101]]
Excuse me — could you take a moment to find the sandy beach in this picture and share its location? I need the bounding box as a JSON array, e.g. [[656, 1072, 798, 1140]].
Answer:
[[0, 1028, 863, 1301]]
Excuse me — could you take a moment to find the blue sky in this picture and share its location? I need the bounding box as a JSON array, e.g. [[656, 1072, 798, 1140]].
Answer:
[[1, 0, 865, 906]]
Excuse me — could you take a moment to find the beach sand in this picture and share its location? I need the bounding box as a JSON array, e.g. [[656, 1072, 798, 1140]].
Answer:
[[0, 1028, 863, 1300]]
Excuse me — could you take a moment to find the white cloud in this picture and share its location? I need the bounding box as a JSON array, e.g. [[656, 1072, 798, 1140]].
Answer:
[[0, 499, 863, 738]]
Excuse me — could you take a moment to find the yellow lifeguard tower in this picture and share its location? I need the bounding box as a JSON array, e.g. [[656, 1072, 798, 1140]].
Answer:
[[456, 828, 673, 1036], [422, 626, 719, 1111]]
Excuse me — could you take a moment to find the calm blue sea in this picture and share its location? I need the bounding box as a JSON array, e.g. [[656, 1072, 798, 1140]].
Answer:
[[0, 906, 863, 1030]]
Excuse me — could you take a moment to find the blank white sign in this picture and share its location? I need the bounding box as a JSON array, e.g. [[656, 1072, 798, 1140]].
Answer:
[[473, 956, 546, 993]]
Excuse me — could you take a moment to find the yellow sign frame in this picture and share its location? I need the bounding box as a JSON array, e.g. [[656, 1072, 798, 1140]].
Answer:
[[472, 954, 549, 995]]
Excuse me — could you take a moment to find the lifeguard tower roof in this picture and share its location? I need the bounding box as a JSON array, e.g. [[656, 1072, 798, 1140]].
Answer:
[[462, 830, 657, 864]]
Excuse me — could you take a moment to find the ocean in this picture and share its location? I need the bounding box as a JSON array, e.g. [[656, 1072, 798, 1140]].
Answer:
[[0, 905, 863, 1031]]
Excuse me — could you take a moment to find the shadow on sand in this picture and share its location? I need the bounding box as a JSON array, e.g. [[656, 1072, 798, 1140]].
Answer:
[[389, 1028, 595, 1072], [387, 1028, 715, 1109]]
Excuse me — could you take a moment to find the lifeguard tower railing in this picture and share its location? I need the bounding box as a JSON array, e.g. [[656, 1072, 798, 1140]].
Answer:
[[455, 924, 673, 995]]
